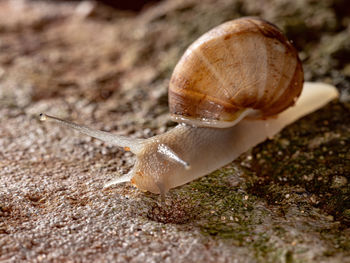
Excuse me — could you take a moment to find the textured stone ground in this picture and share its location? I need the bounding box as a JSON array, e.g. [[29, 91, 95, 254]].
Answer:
[[0, 0, 349, 262]]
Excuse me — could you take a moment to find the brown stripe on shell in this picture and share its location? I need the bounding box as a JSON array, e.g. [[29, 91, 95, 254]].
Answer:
[[250, 37, 294, 109], [267, 49, 301, 108], [244, 17, 301, 110], [259, 58, 303, 117], [169, 85, 241, 121], [246, 18, 289, 44]]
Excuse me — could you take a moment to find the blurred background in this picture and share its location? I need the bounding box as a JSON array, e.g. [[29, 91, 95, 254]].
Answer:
[[0, 1, 349, 262], [0, 0, 349, 117]]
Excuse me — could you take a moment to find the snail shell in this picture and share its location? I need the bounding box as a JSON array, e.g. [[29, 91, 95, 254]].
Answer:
[[169, 17, 304, 128]]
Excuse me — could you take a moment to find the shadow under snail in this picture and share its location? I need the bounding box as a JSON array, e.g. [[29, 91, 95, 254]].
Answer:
[[40, 17, 338, 199]]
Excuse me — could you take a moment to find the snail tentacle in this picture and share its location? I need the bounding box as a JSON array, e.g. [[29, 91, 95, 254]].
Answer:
[[157, 143, 190, 169], [155, 181, 167, 202], [104, 170, 134, 189], [39, 113, 145, 154]]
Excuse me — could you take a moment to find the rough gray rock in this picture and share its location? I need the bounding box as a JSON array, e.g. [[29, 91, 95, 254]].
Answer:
[[0, 0, 349, 262]]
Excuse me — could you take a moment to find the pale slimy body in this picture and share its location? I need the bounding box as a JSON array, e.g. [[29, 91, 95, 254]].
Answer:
[[125, 82, 338, 194]]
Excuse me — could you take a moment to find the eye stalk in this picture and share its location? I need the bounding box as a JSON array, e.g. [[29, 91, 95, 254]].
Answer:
[[39, 113, 145, 155]]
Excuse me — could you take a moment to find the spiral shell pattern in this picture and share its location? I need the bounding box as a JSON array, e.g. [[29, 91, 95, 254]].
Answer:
[[169, 17, 303, 128]]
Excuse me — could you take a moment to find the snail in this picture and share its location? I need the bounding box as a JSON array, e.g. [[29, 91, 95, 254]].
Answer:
[[40, 17, 338, 199]]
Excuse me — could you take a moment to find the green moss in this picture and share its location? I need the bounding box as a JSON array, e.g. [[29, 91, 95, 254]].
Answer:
[[246, 101, 350, 226], [320, 227, 350, 257], [185, 170, 285, 262], [145, 167, 286, 262]]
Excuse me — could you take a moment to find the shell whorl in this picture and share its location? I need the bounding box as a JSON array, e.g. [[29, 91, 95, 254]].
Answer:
[[169, 17, 304, 128]]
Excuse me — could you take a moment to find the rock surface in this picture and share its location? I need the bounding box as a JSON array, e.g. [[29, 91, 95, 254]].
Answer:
[[0, 0, 349, 262]]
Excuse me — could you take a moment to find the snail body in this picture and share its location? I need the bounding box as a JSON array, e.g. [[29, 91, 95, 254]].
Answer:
[[40, 17, 338, 198], [119, 82, 337, 195]]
